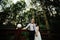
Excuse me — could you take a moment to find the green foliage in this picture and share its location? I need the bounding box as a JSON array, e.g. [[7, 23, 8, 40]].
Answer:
[[0, 0, 46, 29], [11, 1, 25, 13]]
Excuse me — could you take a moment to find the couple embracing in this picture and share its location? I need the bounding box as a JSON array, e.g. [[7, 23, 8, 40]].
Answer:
[[22, 18, 42, 40]]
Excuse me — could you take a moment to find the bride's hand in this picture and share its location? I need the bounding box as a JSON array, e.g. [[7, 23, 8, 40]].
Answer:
[[35, 34, 38, 37]]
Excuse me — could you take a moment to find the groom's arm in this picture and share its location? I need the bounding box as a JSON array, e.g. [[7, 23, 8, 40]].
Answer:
[[22, 23, 30, 30]]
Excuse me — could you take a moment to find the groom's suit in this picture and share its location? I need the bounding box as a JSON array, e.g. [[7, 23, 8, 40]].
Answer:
[[25, 23, 36, 40]]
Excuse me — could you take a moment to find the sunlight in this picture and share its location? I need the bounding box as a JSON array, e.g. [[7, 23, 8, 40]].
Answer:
[[0, 5, 3, 12], [25, 0, 31, 7], [12, 0, 20, 4]]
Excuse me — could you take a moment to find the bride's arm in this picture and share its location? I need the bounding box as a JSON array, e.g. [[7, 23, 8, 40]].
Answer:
[[35, 30, 38, 37], [35, 26, 39, 36]]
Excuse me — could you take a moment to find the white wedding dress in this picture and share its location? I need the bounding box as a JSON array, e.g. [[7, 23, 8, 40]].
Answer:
[[35, 27, 42, 40]]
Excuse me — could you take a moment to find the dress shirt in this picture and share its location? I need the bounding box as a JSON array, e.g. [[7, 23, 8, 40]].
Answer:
[[25, 23, 36, 31]]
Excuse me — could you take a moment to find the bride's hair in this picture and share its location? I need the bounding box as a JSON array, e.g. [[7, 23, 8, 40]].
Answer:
[[36, 24, 41, 32]]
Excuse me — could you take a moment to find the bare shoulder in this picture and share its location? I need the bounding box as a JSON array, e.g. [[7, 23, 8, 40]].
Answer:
[[34, 23, 37, 25], [36, 26, 39, 29]]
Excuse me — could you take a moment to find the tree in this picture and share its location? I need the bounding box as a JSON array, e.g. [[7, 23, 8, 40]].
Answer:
[[0, 0, 46, 29]]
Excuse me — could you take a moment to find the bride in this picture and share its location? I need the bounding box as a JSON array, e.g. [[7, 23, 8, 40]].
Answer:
[[35, 25, 42, 40]]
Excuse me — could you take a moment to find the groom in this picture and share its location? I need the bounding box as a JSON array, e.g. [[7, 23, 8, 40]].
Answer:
[[22, 18, 36, 40]]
